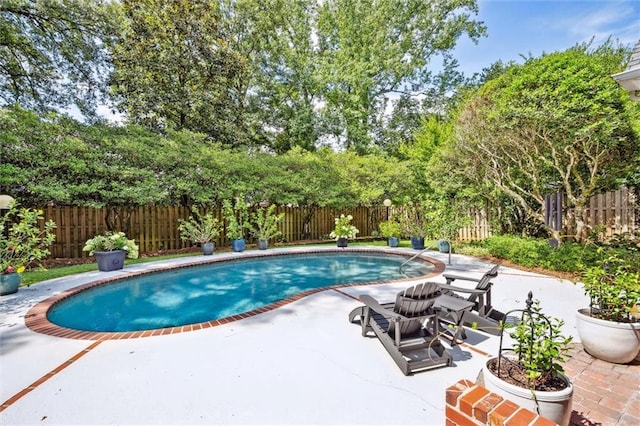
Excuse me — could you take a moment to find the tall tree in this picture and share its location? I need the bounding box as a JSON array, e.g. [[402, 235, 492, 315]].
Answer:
[[110, 0, 246, 145], [452, 42, 639, 241], [0, 0, 119, 116], [316, 0, 485, 153]]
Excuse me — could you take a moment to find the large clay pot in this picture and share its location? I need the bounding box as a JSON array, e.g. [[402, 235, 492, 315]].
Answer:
[[576, 308, 640, 364], [0, 273, 21, 296], [94, 250, 126, 272], [482, 357, 573, 426]]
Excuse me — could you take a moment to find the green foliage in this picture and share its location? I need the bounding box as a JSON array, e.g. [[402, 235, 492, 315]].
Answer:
[[0, 202, 56, 274], [329, 214, 359, 240], [482, 236, 554, 268], [378, 220, 402, 238], [315, 0, 485, 152], [222, 199, 249, 240], [580, 254, 640, 323], [110, 0, 246, 145], [178, 208, 223, 244], [82, 231, 139, 259], [477, 234, 639, 275], [508, 298, 573, 390], [249, 205, 285, 241], [451, 41, 639, 239], [398, 203, 430, 238], [0, 0, 120, 115]]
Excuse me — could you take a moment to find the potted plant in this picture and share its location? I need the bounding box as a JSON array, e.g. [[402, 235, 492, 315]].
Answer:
[[83, 231, 139, 272], [329, 214, 359, 247], [423, 197, 470, 253], [378, 220, 402, 247], [575, 255, 640, 364], [482, 292, 574, 425], [398, 204, 428, 250], [1, 203, 57, 295], [249, 205, 284, 250], [178, 207, 222, 255], [223, 199, 249, 252]]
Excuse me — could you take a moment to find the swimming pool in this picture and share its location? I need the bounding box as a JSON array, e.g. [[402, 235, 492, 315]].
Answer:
[[27, 248, 443, 339]]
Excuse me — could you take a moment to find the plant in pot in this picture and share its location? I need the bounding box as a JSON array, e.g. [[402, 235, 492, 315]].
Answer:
[[1, 203, 57, 295], [83, 231, 139, 272], [423, 197, 470, 253], [223, 199, 249, 252], [482, 291, 574, 426], [329, 214, 359, 248], [378, 220, 402, 248], [398, 204, 429, 250], [249, 205, 284, 250], [178, 208, 222, 255], [576, 255, 640, 364]]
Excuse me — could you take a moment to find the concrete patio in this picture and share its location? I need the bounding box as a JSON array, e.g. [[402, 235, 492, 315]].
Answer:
[[1, 247, 638, 425]]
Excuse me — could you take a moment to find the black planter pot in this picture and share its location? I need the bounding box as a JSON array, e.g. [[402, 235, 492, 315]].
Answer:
[[337, 237, 348, 248]]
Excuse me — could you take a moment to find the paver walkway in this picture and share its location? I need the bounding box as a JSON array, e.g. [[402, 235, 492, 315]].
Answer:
[[566, 344, 640, 425]]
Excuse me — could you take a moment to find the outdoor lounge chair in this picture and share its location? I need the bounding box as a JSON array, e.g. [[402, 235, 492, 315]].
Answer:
[[438, 263, 506, 336], [348, 282, 452, 375]]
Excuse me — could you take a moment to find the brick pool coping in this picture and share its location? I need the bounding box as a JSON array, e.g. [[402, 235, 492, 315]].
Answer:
[[25, 247, 445, 340]]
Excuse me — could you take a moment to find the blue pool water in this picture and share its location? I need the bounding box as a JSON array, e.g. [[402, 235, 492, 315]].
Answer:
[[47, 252, 434, 332]]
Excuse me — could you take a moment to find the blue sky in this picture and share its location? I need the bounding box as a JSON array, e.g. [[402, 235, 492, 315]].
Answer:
[[453, 0, 640, 77]]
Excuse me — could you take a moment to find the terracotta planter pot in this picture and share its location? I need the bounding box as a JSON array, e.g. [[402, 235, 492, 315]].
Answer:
[[576, 308, 640, 364]]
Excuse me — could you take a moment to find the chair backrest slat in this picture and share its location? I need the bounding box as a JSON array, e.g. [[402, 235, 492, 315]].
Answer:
[[391, 282, 441, 336]]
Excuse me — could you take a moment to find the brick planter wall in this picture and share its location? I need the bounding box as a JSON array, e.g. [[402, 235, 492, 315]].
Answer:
[[446, 379, 558, 425]]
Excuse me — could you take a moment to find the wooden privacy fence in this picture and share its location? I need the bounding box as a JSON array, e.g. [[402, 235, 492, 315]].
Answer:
[[580, 186, 637, 238], [40, 205, 389, 259], [34, 187, 636, 259]]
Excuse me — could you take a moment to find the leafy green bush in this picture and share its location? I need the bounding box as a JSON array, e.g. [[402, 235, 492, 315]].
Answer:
[[477, 235, 639, 274]]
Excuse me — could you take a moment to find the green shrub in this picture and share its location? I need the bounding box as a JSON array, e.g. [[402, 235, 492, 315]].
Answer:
[[478, 235, 639, 274]]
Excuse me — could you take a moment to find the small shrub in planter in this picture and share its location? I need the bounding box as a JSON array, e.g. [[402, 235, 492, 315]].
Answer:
[[223, 199, 249, 252], [178, 208, 222, 254], [249, 205, 284, 249], [1, 203, 56, 294], [83, 231, 139, 271], [483, 292, 574, 425]]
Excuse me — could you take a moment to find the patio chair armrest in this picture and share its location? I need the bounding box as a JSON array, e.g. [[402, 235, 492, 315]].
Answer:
[[439, 283, 491, 294], [443, 273, 482, 284]]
